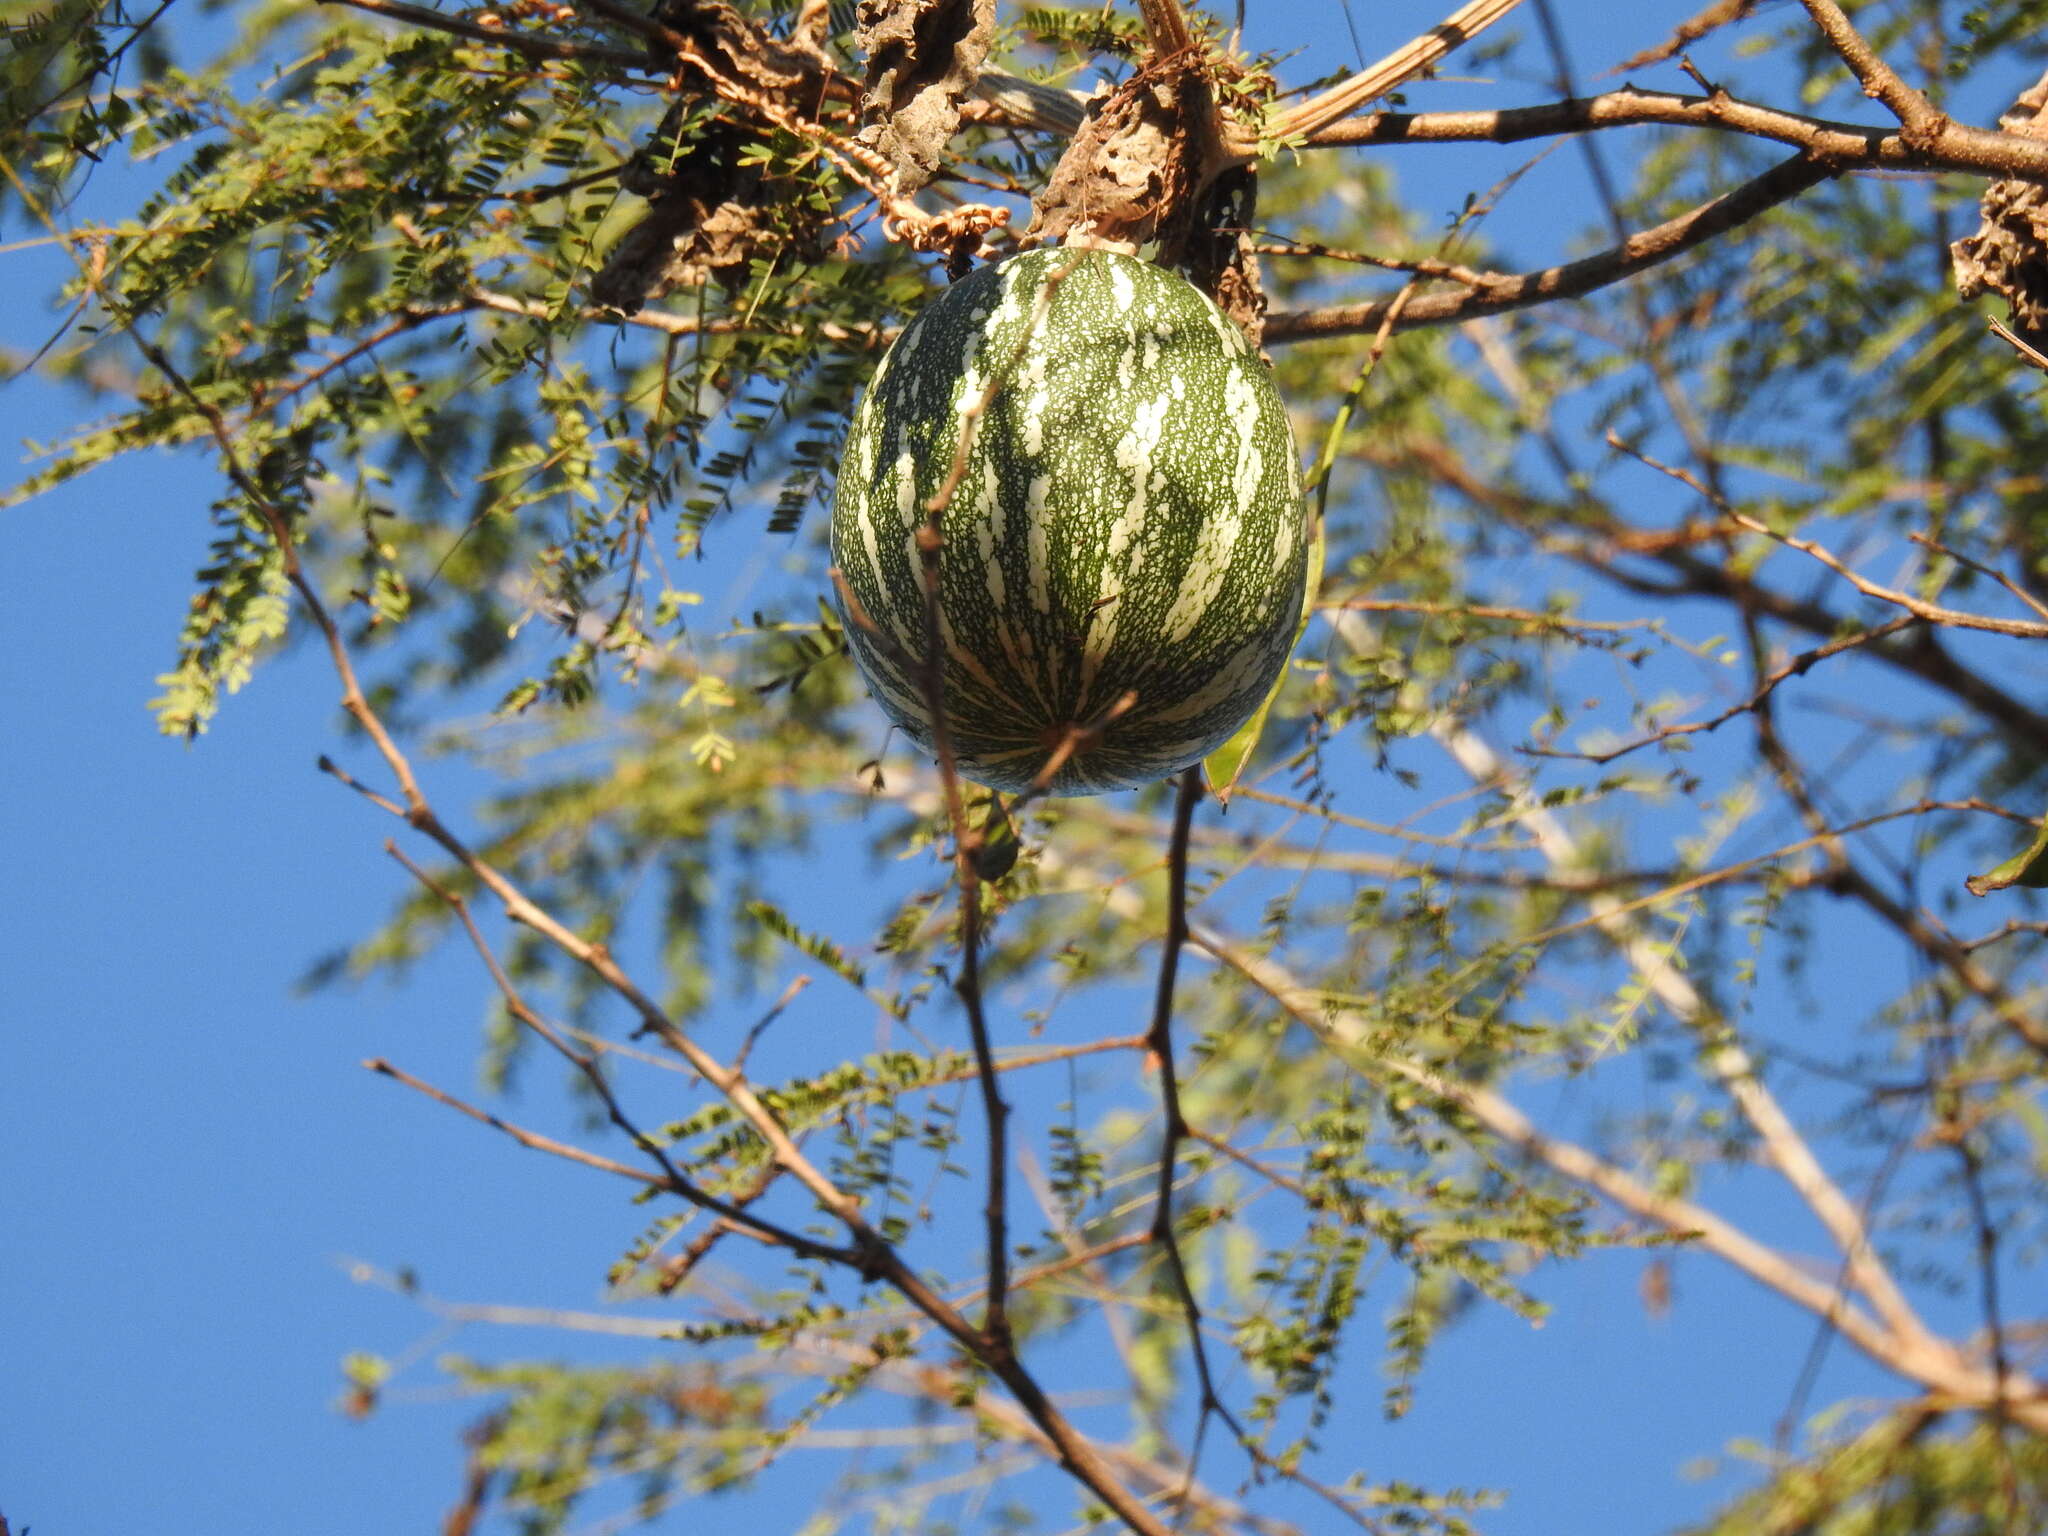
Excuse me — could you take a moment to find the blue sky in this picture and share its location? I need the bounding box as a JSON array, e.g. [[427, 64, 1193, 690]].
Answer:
[[2, 2, 2018, 1531]]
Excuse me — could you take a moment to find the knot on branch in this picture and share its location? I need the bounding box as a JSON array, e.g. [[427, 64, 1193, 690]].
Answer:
[[855, 0, 997, 194], [1952, 74, 2048, 343]]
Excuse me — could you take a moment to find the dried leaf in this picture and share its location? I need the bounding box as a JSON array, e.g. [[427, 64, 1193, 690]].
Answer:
[[1951, 70, 2048, 340]]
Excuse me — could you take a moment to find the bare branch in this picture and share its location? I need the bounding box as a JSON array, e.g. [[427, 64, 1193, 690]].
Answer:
[[1385, 428, 2048, 753], [1909, 529, 2048, 626], [1328, 606, 1942, 1355], [1308, 85, 2048, 182], [1266, 153, 1830, 342], [1793, 0, 1942, 138], [381, 841, 858, 1261], [314, 0, 663, 70], [1187, 926, 2048, 1434], [1617, 436, 2048, 639], [1322, 593, 1682, 636], [907, 266, 1082, 1351], [1142, 767, 1245, 1477], [1519, 615, 1922, 764], [1609, 0, 1759, 74], [363, 1059, 659, 1190]]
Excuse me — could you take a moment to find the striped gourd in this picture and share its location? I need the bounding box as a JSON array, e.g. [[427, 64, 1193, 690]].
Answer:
[[830, 247, 1307, 795]]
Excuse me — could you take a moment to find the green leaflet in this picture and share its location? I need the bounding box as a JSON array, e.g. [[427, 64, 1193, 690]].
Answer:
[[1966, 810, 2048, 895], [1204, 509, 1323, 802]]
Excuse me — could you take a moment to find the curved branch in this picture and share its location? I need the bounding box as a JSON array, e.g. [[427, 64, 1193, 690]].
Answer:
[[1266, 151, 1830, 343], [1307, 85, 2048, 183]]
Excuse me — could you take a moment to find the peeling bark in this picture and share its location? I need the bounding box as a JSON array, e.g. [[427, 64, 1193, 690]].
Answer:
[[855, 0, 997, 192], [1024, 64, 1210, 254]]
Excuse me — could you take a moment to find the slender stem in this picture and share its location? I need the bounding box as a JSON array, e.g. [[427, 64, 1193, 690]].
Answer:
[[1143, 768, 1246, 1476], [1614, 436, 2048, 641], [909, 259, 1077, 1348], [364, 1058, 665, 1188], [915, 435, 1011, 1353], [382, 841, 847, 1261]]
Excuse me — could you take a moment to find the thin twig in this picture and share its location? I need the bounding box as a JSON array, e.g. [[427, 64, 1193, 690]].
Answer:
[[1908, 530, 2048, 625], [656, 1161, 791, 1294], [1794, 0, 1942, 136], [1614, 435, 2048, 639], [1519, 615, 1921, 764], [1321, 595, 1671, 632], [364, 1057, 666, 1187], [1144, 767, 1247, 1488], [735, 975, 812, 1074], [1609, 0, 1760, 73], [911, 257, 1077, 1351], [383, 841, 844, 1261], [1007, 689, 1140, 819]]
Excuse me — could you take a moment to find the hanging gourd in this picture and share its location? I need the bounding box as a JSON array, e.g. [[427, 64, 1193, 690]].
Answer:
[[830, 246, 1307, 795]]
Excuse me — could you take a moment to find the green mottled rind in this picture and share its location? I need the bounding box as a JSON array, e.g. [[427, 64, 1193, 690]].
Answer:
[[830, 248, 1308, 795]]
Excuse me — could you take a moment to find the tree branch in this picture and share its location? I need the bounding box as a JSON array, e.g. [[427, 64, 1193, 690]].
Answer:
[[1266, 152, 1831, 342], [1375, 431, 2048, 755], [1143, 767, 1244, 1476], [1794, 0, 1943, 139], [382, 840, 853, 1260], [1616, 436, 2048, 640], [364, 1057, 666, 1188], [1187, 923, 2048, 1434], [1307, 84, 2048, 182], [315, 0, 664, 70], [1327, 607, 1941, 1355], [1519, 615, 1922, 764]]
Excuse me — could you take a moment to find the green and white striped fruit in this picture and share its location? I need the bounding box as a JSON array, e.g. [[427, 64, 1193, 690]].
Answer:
[[830, 247, 1307, 795]]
